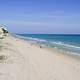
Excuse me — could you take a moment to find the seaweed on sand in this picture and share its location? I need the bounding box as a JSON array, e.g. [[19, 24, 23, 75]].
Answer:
[[0, 55, 7, 63], [0, 45, 3, 50]]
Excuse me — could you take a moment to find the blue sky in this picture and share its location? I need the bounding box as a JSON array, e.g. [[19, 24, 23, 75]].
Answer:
[[0, 0, 80, 34]]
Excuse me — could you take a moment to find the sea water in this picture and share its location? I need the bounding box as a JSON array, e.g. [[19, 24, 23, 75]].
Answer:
[[15, 34, 80, 56]]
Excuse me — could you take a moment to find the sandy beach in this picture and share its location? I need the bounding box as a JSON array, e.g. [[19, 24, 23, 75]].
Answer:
[[0, 35, 80, 80]]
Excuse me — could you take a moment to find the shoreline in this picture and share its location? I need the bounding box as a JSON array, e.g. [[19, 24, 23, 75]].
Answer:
[[0, 35, 80, 80], [14, 34, 80, 57], [13, 34, 80, 60]]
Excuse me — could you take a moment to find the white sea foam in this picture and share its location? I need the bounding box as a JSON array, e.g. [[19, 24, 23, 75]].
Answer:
[[51, 41, 80, 49]]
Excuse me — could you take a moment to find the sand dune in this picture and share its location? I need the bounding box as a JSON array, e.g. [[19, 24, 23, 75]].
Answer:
[[0, 36, 80, 80]]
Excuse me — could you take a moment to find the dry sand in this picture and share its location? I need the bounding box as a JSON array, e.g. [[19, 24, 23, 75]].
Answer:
[[0, 36, 80, 80]]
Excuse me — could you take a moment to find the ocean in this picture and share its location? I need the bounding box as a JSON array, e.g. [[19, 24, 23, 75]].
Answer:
[[15, 34, 80, 55]]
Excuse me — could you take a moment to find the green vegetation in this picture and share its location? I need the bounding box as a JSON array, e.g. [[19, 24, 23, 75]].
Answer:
[[0, 26, 8, 39]]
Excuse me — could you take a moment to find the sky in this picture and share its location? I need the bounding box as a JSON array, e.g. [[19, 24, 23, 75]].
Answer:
[[0, 0, 80, 34]]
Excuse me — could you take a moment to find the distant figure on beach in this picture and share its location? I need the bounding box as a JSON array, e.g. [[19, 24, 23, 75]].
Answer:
[[40, 45, 42, 48]]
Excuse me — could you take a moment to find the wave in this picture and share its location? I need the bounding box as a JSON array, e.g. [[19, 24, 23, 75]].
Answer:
[[15, 34, 80, 55], [51, 41, 80, 49], [25, 37, 47, 42], [14, 34, 47, 42]]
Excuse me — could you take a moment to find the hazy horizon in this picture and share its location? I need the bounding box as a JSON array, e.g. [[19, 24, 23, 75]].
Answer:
[[0, 0, 80, 34]]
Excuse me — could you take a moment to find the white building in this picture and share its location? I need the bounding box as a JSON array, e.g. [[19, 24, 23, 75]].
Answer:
[[0, 26, 8, 39]]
